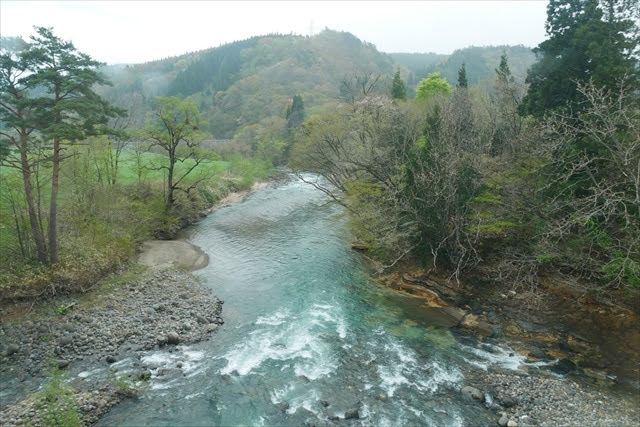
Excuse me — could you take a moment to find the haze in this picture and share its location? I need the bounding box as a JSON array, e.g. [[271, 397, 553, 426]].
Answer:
[[1, 1, 548, 65]]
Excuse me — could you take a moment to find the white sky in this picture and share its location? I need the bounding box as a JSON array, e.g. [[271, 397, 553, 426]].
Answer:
[[1, 1, 549, 65]]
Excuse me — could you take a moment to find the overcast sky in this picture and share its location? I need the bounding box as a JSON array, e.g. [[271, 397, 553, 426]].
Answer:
[[1, 1, 549, 65]]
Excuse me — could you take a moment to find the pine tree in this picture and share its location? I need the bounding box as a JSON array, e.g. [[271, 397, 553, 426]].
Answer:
[[22, 27, 122, 263], [457, 62, 468, 88], [286, 95, 305, 129], [391, 69, 407, 100], [521, 0, 638, 117]]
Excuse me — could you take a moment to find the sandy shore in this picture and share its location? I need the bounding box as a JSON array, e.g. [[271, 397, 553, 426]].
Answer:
[[137, 240, 209, 271]]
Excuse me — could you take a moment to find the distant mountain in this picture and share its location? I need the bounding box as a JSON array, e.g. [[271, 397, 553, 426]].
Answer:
[[99, 33, 536, 139], [391, 45, 536, 87], [100, 30, 396, 138]]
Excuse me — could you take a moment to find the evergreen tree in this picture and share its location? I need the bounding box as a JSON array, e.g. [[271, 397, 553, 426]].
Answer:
[[495, 52, 513, 84], [391, 69, 407, 100], [521, 0, 638, 117], [457, 62, 468, 88], [21, 27, 122, 263], [286, 94, 305, 129]]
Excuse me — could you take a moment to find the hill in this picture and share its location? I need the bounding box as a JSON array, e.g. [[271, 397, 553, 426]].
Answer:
[[100, 30, 396, 139], [391, 45, 536, 87], [99, 33, 536, 140]]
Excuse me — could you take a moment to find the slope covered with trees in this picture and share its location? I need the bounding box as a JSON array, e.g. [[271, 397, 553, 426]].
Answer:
[[291, 0, 639, 304]]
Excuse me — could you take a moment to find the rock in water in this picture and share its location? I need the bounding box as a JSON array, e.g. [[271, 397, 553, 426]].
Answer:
[[106, 355, 117, 364], [498, 414, 509, 427], [344, 408, 360, 420], [166, 331, 181, 345], [461, 385, 485, 402], [551, 358, 577, 374]]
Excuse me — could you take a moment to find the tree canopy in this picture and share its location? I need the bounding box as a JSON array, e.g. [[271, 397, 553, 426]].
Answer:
[[415, 72, 452, 101]]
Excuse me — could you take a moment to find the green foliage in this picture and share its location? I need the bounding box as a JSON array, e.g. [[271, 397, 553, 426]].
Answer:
[[36, 367, 82, 427], [521, 0, 638, 117], [114, 373, 138, 397], [391, 69, 407, 100], [415, 73, 452, 101], [457, 62, 468, 88]]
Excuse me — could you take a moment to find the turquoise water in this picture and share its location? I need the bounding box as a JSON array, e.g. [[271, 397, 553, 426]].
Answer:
[[99, 174, 523, 426]]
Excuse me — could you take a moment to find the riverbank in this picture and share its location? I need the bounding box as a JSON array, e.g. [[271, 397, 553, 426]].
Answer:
[[0, 178, 277, 425], [376, 263, 640, 426], [0, 268, 223, 425]]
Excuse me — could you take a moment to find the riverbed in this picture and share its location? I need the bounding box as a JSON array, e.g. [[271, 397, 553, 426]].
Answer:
[[96, 174, 560, 426]]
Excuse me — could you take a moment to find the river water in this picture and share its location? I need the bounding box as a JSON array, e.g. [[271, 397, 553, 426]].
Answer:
[[99, 174, 527, 426]]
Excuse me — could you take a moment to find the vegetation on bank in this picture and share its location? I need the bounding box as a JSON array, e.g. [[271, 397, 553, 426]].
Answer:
[[0, 29, 275, 300], [291, 0, 639, 304]]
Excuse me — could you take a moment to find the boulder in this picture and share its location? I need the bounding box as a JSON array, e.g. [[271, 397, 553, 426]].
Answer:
[[500, 395, 517, 408], [551, 358, 577, 374], [498, 414, 509, 427], [54, 359, 69, 369], [4, 343, 19, 357], [344, 408, 360, 420], [106, 355, 117, 364], [461, 385, 485, 402], [166, 331, 181, 345]]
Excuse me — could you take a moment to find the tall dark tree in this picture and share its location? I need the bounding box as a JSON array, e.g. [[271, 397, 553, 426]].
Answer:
[[521, 0, 638, 117], [0, 36, 49, 262], [22, 27, 122, 263], [286, 94, 305, 130], [391, 69, 407, 100], [457, 62, 468, 88], [495, 52, 513, 84]]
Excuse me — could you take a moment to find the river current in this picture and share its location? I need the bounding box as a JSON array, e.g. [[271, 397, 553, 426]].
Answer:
[[99, 174, 527, 426]]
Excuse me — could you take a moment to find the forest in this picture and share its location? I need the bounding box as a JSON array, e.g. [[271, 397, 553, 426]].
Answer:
[[1, 0, 638, 307]]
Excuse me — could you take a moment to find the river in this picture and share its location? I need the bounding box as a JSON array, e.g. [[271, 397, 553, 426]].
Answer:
[[98, 174, 528, 426]]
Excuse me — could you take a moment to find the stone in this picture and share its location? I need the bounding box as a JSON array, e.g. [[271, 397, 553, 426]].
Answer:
[[320, 400, 330, 407], [63, 323, 76, 332], [5, 343, 19, 356], [507, 420, 518, 427], [551, 358, 577, 374], [486, 311, 502, 324], [275, 401, 289, 412], [54, 359, 69, 369], [344, 408, 360, 420], [138, 370, 151, 381], [196, 315, 209, 324], [166, 332, 181, 345], [106, 355, 117, 364], [461, 386, 485, 402], [328, 415, 340, 421], [501, 395, 517, 408], [60, 335, 73, 346], [498, 414, 509, 427], [528, 347, 548, 359]]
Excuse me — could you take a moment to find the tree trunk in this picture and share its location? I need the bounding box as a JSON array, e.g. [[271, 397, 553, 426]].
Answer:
[[19, 134, 48, 263], [48, 136, 60, 263], [166, 148, 175, 210]]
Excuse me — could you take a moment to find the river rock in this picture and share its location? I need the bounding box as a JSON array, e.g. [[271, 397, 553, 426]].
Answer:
[[328, 415, 340, 421], [138, 370, 151, 381], [106, 355, 117, 364], [60, 334, 73, 345], [528, 347, 548, 360], [461, 386, 485, 402], [4, 343, 20, 356], [501, 395, 517, 408], [196, 315, 209, 324], [498, 413, 509, 426], [551, 358, 577, 374], [166, 331, 181, 345], [53, 359, 69, 369], [344, 408, 360, 420], [507, 420, 518, 427]]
